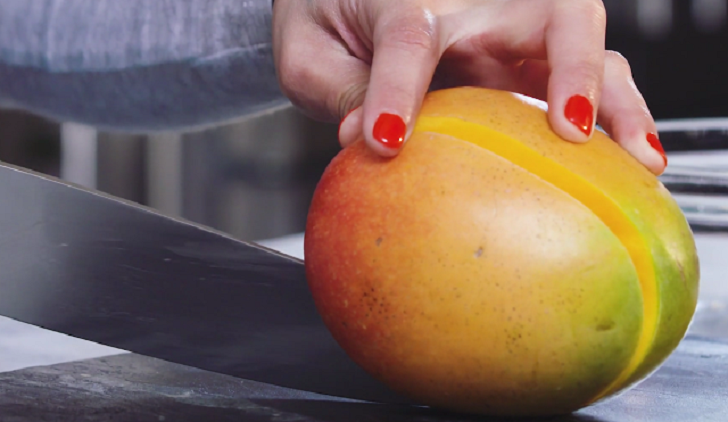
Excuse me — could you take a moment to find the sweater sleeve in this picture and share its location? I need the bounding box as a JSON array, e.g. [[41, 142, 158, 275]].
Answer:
[[0, 0, 287, 133]]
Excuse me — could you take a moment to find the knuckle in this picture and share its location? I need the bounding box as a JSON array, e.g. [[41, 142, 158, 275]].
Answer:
[[569, 60, 604, 88], [382, 13, 438, 53], [590, 0, 607, 26], [605, 50, 632, 74], [277, 52, 299, 91], [278, 63, 325, 117], [576, 0, 606, 14], [562, 0, 607, 27], [391, 26, 434, 50], [277, 52, 312, 102], [332, 83, 366, 119]]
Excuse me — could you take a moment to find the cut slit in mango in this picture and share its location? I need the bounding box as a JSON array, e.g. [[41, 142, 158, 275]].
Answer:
[[414, 116, 658, 403]]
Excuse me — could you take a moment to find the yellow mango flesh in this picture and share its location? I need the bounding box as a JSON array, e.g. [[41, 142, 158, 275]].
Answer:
[[304, 87, 699, 416]]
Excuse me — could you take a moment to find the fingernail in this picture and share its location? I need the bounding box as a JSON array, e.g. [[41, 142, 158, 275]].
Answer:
[[373, 113, 406, 149], [646, 132, 667, 166], [564, 95, 594, 137]]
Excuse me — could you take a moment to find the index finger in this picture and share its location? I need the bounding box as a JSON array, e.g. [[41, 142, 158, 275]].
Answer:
[[360, 4, 443, 157], [544, 0, 607, 142]]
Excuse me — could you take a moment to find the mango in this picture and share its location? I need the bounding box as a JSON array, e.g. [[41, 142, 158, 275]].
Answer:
[[304, 87, 700, 417]]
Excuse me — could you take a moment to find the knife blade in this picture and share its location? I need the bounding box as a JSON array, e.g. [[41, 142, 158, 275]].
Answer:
[[0, 161, 408, 404]]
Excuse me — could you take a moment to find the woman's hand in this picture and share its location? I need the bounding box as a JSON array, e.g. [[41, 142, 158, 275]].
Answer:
[[272, 0, 667, 175]]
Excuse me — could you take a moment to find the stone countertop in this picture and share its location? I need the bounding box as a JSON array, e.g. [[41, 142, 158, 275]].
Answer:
[[1, 335, 727, 422]]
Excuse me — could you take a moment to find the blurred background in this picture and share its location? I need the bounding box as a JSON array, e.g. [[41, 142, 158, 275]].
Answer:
[[0, 0, 726, 242]]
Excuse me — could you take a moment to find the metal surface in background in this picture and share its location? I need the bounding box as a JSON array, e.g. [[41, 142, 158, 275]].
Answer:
[[661, 165, 728, 195], [656, 119, 728, 230], [657, 118, 728, 151], [0, 161, 406, 405]]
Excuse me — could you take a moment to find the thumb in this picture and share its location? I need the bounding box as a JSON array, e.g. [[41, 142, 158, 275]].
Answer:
[[360, 7, 443, 157]]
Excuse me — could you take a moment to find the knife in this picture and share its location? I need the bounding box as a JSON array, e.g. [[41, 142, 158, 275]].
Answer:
[[0, 161, 408, 404]]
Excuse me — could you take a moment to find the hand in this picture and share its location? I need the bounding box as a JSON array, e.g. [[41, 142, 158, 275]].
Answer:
[[272, 0, 667, 175]]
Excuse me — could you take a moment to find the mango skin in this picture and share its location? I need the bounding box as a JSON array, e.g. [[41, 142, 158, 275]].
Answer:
[[304, 88, 699, 416]]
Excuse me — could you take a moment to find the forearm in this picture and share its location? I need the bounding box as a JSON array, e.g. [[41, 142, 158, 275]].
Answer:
[[0, 0, 286, 132]]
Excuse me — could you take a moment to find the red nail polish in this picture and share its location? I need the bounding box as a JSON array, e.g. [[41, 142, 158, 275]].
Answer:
[[564, 95, 594, 136], [647, 132, 668, 166], [373, 113, 406, 149]]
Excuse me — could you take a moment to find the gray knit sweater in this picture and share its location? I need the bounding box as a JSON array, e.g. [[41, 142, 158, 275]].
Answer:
[[0, 0, 286, 132]]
